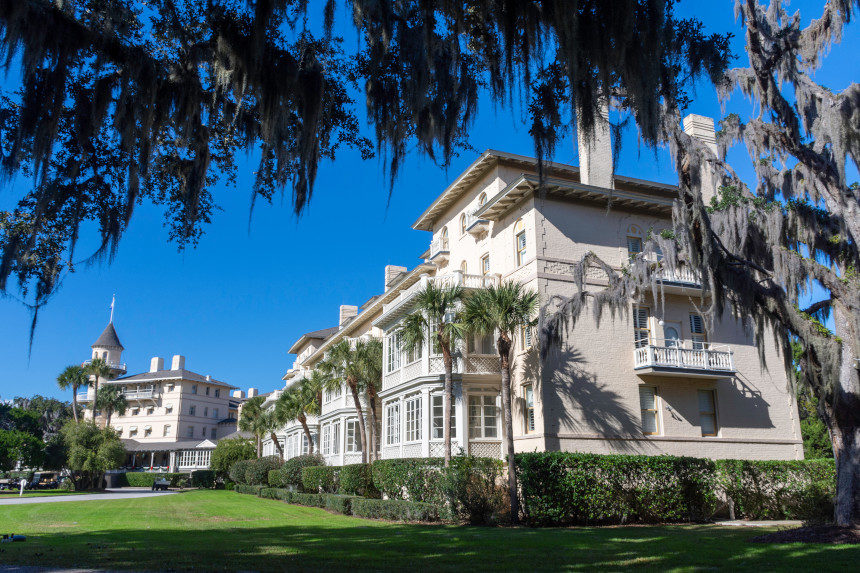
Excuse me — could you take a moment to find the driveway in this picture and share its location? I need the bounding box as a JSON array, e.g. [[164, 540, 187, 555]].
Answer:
[[0, 488, 177, 506]]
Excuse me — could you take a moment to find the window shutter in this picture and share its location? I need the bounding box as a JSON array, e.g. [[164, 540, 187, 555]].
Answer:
[[639, 386, 656, 411], [690, 314, 706, 348]]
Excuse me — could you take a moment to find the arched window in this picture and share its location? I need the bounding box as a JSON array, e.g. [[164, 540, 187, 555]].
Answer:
[[440, 226, 449, 249], [460, 213, 467, 235], [460, 260, 468, 274], [626, 224, 643, 260], [480, 253, 490, 275], [478, 192, 487, 207], [514, 219, 526, 266], [102, 351, 108, 360]]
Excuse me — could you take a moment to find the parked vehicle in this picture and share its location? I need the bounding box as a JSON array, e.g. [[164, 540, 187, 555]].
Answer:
[[28, 472, 59, 490], [152, 478, 170, 491]]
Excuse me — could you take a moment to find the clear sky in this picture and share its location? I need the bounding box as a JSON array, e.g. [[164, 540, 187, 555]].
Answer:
[[1, 1, 857, 402]]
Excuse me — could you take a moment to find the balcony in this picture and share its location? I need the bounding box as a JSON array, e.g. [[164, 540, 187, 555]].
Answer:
[[83, 359, 127, 373], [428, 235, 450, 265], [464, 211, 489, 237], [379, 271, 499, 325], [76, 392, 92, 402], [634, 340, 734, 378], [77, 387, 156, 402], [382, 353, 500, 391]]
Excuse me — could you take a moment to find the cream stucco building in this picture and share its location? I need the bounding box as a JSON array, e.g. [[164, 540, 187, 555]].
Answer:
[[263, 113, 803, 464]]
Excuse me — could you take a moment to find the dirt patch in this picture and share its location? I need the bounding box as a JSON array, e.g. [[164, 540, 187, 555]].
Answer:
[[749, 525, 860, 545]]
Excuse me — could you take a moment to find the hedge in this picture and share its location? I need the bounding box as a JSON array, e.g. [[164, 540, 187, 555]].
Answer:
[[350, 498, 442, 522], [190, 470, 215, 488], [229, 459, 253, 484], [322, 494, 359, 515], [279, 453, 325, 488], [245, 456, 284, 486], [302, 466, 338, 493], [339, 463, 379, 498], [122, 472, 187, 488], [259, 487, 293, 501], [716, 459, 835, 521], [516, 452, 719, 525], [370, 458, 445, 503], [234, 484, 264, 495], [291, 492, 324, 507]]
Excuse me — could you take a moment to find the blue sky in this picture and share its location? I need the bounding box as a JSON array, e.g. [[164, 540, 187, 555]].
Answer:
[[1, 1, 857, 402]]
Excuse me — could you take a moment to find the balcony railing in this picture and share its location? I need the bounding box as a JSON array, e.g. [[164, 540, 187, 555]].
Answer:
[[382, 352, 501, 390], [382, 272, 499, 316], [76, 392, 91, 402], [634, 340, 734, 372], [429, 235, 450, 261], [653, 264, 700, 286], [83, 359, 127, 371], [124, 388, 155, 400], [464, 211, 489, 235]]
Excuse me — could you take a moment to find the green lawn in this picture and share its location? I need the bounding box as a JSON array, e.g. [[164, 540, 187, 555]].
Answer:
[[0, 490, 856, 571]]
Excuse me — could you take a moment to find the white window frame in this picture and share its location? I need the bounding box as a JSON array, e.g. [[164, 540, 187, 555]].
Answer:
[[468, 395, 498, 439], [405, 395, 422, 442], [431, 395, 456, 439], [634, 306, 651, 349], [639, 386, 660, 436], [346, 420, 361, 452], [163, 424, 171, 437], [480, 253, 490, 275], [698, 389, 718, 436], [524, 385, 535, 433], [385, 402, 401, 445]]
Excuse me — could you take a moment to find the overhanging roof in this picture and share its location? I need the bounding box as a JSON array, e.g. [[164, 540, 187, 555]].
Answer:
[[113, 369, 237, 389], [287, 326, 339, 355]]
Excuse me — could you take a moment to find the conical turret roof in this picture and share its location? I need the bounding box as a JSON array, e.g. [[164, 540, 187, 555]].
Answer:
[[92, 322, 123, 350]]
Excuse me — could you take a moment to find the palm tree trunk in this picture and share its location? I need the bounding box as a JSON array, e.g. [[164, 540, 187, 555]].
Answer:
[[368, 393, 380, 462], [441, 339, 453, 466], [348, 379, 369, 464], [499, 337, 519, 525], [92, 376, 99, 418], [270, 432, 285, 458], [256, 435, 262, 458], [106, 409, 113, 426], [71, 385, 79, 422], [299, 415, 314, 454]]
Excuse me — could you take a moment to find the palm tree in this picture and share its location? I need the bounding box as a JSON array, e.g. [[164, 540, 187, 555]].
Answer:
[[57, 365, 89, 422], [97, 385, 128, 426], [358, 338, 383, 461], [261, 408, 285, 459], [399, 282, 464, 466], [462, 281, 539, 525], [319, 338, 379, 464], [282, 373, 323, 455], [238, 395, 267, 457], [84, 357, 113, 418]]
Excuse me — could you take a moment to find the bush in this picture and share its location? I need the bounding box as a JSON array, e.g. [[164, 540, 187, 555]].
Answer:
[[210, 437, 256, 479], [371, 458, 445, 503], [351, 498, 441, 522], [441, 455, 505, 524], [268, 468, 287, 488], [716, 459, 835, 521], [339, 463, 379, 498], [259, 487, 294, 501], [322, 493, 358, 515], [280, 453, 325, 489], [229, 459, 253, 484], [516, 452, 719, 526], [190, 470, 215, 488], [302, 466, 338, 493], [244, 456, 284, 486], [291, 492, 324, 507], [234, 484, 265, 495], [122, 472, 187, 488]]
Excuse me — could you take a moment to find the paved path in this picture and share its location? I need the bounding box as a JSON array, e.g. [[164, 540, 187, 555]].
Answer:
[[0, 488, 176, 506]]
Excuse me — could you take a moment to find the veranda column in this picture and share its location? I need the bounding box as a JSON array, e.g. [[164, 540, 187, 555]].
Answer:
[[169, 451, 176, 472], [455, 385, 468, 455], [339, 418, 346, 466], [421, 387, 431, 457]]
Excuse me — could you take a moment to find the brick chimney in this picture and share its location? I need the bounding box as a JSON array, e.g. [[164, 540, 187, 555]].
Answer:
[[339, 305, 358, 326], [576, 102, 613, 189], [171, 355, 185, 371], [150, 357, 164, 373], [682, 114, 719, 203], [384, 265, 407, 290]]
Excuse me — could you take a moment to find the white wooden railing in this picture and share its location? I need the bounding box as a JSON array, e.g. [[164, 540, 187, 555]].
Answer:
[[634, 341, 734, 371], [124, 388, 156, 400], [382, 272, 499, 315], [429, 235, 450, 258], [653, 265, 700, 285], [382, 353, 500, 390], [464, 211, 488, 232], [83, 359, 127, 371]]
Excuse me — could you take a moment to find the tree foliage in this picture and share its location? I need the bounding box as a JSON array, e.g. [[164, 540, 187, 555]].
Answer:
[[210, 436, 256, 479], [61, 420, 125, 489]]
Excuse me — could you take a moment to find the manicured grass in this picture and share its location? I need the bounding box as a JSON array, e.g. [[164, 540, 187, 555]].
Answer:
[[0, 490, 856, 571]]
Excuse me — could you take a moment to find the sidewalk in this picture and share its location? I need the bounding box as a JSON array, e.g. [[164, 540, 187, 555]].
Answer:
[[0, 488, 176, 506]]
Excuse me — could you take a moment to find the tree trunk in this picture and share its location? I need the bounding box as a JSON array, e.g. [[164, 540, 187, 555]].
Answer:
[[348, 379, 369, 464], [299, 415, 314, 454], [832, 305, 860, 526], [499, 336, 519, 525], [92, 376, 99, 418], [368, 393, 379, 462], [270, 431, 285, 459], [441, 336, 453, 466], [256, 435, 262, 458], [106, 409, 112, 426], [71, 385, 79, 422]]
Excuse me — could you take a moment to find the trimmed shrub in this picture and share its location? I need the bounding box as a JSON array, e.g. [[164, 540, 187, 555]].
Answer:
[[339, 463, 379, 498], [268, 468, 287, 488], [291, 492, 324, 507], [190, 470, 215, 488], [229, 459, 253, 484], [122, 472, 187, 488], [235, 483, 264, 495], [280, 453, 325, 489], [259, 487, 294, 501], [302, 466, 338, 493], [351, 498, 441, 522], [371, 458, 445, 503], [322, 493, 359, 515], [245, 456, 284, 486], [716, 459, 835, 521], [210, 437, 256, 479], [441, 455, 505, 524], [516, 452, 719, 526]]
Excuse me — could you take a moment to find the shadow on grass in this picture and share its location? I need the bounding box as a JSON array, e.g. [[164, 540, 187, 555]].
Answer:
[[3, 503, 859, 572]]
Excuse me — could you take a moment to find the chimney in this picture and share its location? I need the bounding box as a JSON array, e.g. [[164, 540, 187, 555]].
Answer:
[[232, 390, 245, 399], [247, 388, 258, 398], [682, 113, 719, 203], [171, 355, 185, 371], [150, 357, 164, 373], [339, 304, 358, 326], [384, 265, 407, 290], [576, 102, 613, 189]]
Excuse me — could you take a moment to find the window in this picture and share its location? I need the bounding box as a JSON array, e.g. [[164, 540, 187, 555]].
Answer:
[[440, 226, 449, 250], [480, 254, 490, 275], [166, 383, 175, 391], [129, 426, 138, 437], [386, 402, 401, 445], [210, 427, 217, 439], [431, 395, 457, 439], [346, 420, 361, 452], [460, 213, 467, 235], [189, 405, 196, 416], [117, 427, 123, 436], [690, 314, 707, 349], [633, 306, 651, 348], [468, 332, 495, 354], [165, 404, 173, 414], [405, 395, 422, 442], [514, 219, 527, 266], [331, 421, 340, 455], [525, 385, 535, 433], [163, 424, 171, 437], [322, 424, 331, 455], [627, 236, 643, 259], [187, 426, 195, 438], [460, 260, 468, 274], [191, 385, 198, 395], [520, 324, 534, 350], [478, 192, 487, 206], [131, 407, 139, 416], [302, 433, 311, 455], [639, 386, 659, 435], [144, 426, 152, 437], [698, 390, 718, 436], [214, 389, 220, 398], [203, 407, 208, 417], [386, 331, 402, 372], [405, 331, 423, 364], [468, 395, 498, 438], [213, 408, 219, 419], [146, 406, 154, 415]]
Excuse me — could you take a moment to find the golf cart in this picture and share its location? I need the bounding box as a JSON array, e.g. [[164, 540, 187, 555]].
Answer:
[[152, 477, 171, 491], [28, 472, 59, 490]]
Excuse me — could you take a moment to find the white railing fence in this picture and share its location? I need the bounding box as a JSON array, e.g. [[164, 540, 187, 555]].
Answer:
[[634, 341, 734, 371]]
